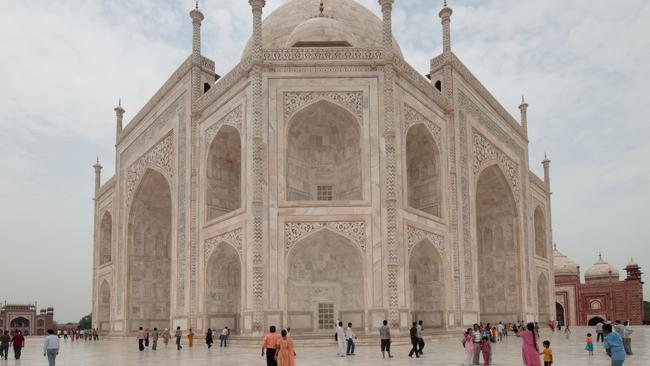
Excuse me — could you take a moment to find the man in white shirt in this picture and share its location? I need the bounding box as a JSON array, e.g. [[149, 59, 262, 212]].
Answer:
[[416, 320, 425, 355], [497, 322, 505, 341], [345, 322, 356, 355], [336, 321, 346, 357], [472, 324, 482, 365], [623, 320, 634, 355], [43, 329, 60, 366]]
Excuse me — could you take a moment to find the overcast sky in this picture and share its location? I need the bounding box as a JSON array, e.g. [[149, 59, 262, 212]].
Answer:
[[1, 0, 648, 323]]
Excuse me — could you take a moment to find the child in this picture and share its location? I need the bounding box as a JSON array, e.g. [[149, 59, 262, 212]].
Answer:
[[540, 340, 553, 366], [585, 333, 594, 356], [481, 336, 491, 365]]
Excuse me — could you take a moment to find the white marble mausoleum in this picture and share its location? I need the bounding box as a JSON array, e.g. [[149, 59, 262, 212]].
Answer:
[[92, 0, 556, 336]]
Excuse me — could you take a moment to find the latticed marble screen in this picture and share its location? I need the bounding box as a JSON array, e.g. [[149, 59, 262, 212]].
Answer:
[[318, 303, 334, 329]]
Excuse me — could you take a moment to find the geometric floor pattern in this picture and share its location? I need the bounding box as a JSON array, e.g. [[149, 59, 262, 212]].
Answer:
[[12, 326, 648, 365]]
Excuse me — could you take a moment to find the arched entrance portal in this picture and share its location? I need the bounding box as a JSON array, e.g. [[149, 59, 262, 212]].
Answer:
[[588, 316, 605, 326], [409, 240, 445, 328], [127, 169, 172, 331], [11, 317, 30, 335], [406, 124, 442, 217], [98, 280, 111, 331], [287, 230, 364, 333], [534, 207, 547, 258], [206, 243, 241, 332], [555, 302, 565, 325], [475, 165, 520, 323], [206, 125, 241, 221], [537, 274, 550, 322]]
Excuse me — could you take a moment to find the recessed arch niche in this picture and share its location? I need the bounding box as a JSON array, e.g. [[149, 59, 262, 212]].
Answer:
[[534, 206, 547, 258], [409, 240, 445, 327], [537, 274, 550, 322], [98, 280, 111, 330], [205, 243, 241, 331], [99, 212, 112, 265], [206, 125, 241, 221], [406, 124, 442, 217]]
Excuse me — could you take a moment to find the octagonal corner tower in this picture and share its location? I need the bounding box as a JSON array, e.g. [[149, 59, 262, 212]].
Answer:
[[92, 0, 555, 336]]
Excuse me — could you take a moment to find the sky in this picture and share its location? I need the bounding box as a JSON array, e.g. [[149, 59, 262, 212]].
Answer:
[[0, 0, 648, 323]]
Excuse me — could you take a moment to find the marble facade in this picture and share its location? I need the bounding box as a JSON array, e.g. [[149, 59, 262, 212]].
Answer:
[[92, 0, 555, 336]]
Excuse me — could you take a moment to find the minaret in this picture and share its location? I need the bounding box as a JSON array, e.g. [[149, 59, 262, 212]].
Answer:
[[439, 0, 453, 53], [114, 99, 125, 144], [378, 0, 394, 57], [519, 95, 529, 137], [93, 157, 102, 196], [542, 153, 551, 189], [189, 1, 204, 56]]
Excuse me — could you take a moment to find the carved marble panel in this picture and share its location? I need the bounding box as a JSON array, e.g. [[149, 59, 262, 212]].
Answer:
[[406, 225, 444, 255], [472, 130, 520, 201], [403, 103, 442, 147], [284, 91, 363, 122], [284, 221, 366, 253], [204, 105, 243, 149], [125, 133, 174, 204], [204, 228, 243, 262]]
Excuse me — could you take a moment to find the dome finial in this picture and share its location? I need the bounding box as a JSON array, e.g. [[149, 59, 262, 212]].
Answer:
[[319, 1, 325, 17], [598, 252, 603, 260]]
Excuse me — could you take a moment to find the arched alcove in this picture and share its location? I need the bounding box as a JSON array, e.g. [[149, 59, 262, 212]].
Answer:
[[287, 230, 364, 332], [206, 125, 241, 221], [98, 280, 111, 330], [409, 240, 445, 327], [406, 124, 442, 217], [475, 165, 520, 322], [537, 274, 550, 322], [128, 169, 172, 330], [99, 212, 112, 265], [534, 206, 547, 258], [555, 302, 565, 324], [206, 243, 241, 331], [286, 100, 362, 202]]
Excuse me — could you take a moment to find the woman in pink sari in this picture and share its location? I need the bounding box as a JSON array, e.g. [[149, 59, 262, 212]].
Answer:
[[517, 323, 541, 366], [462, 328, 474, 365]]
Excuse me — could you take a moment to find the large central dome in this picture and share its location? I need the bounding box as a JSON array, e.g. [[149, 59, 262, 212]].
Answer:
[[241, 0, 403, 60]]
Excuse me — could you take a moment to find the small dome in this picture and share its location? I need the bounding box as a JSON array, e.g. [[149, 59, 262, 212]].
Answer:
[[585, 254, 619, 282], [626, 258, 639, 268], [553, 248, 579, 276]]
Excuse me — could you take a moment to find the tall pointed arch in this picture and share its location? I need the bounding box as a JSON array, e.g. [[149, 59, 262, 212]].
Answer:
[[534, 206, 547, 258], [206, 125, 241, 221], [99, 212, 112, 265], [409, 239, 445, 327], [406, 123, 442, 217]]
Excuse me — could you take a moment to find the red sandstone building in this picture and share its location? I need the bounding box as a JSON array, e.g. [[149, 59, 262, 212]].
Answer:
[[554, 249, 644, 326], [0, 304, 54, 335]]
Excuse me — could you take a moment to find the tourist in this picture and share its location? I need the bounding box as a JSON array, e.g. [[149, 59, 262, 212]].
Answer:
[[345, 322, 356, 356], [187, 328, 194, 348], [585, 332, 594, 356], [0, 331, 10, 360], [151, 328, 159, 350], [623, 320, 633, 355], [471, 324, 482, 364], [261, 325, 279, 366], [463, 328, 474, 365], [63, 329, 68, 340], [379, 319, 393, 359], [56, 329, 61, 338], [336, 321, 346, 357], [220, 326, 230, 347], [408, 322, 420, 358], [162, 328, 170, 347], [206, 328, 213, 349], [43, 329, 60, 366], [534, 322, 540, 337], [175, 326, 183, 350], [136, 327, 146, 351], [603, 323, 625, 366], [596, 321, 604, 342], [516, 322, 541, 366], [10, 330, 24, 359], [417, 320, 425, 355], [564, 324, 571, 339], [144, 327, 150, 347], [497, 322, 505, 342], [94, 328, 100, 341], [88, 328, 93, 341], [83, 328, 88, 341], [481, 335, 491, 365], [275, 329, 295, 366], [540, 340, 553, 366]]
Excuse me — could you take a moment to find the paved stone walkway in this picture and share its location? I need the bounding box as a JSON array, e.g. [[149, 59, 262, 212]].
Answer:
[[11, 327, 649, 365]]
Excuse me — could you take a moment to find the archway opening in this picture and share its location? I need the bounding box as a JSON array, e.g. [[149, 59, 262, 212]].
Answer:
[[206, 125, 241, 221], [537, 274, 550, 322], [555, 302, 565, 324], [99, 212, 112, 265], [409, 240, 445, 328], [206, 243, 241, 332], [11, 317, 30, 334], [128, 169, 172, 331], [287, 230, 364, 332], [98, 280, 111, 331], [534, 207, 547, 258], [476, 165, 520, 323], [406, 124, 442, 217], [286, 100, 362, 201], [588, 316, 605, 326]]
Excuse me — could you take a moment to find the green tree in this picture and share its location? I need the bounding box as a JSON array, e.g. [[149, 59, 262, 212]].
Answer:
[[78, 314, 92, 329]]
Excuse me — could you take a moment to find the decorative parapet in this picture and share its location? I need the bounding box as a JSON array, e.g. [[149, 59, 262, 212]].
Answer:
[[284, 221, 367, 253], [204, 228, 243, 262], [125, 133, 174, 203], [263, 47, 384, 62], [284, 91, 363, 121]]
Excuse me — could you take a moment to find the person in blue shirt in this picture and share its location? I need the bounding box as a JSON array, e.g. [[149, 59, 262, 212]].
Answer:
[[603, 324, 626, 366]]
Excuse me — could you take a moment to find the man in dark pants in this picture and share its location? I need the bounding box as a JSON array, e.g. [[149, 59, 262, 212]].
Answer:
[[261, 325, 279, 366], [11, 330, 25, 359], [0, 331, 10, 360], [417, 320, 425, 355], [408, 322, 420, 358]]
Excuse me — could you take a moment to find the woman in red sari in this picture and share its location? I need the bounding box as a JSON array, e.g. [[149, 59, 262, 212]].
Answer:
[[275, 329, 295, 366], [517, 322, 541, 366]]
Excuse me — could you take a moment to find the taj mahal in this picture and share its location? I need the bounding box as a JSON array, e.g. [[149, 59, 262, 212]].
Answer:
[[92, 0, 556, 336]]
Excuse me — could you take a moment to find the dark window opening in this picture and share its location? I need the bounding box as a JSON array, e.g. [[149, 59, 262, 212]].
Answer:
[[204, 83, 211, 93], [434, 80, 442, 92]]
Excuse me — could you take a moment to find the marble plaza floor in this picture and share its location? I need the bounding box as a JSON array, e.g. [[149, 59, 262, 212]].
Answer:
[[12, 327, 649, 365]]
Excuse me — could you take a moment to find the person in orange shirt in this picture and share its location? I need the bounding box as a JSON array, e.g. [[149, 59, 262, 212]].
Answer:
[[262, 326, 280, 366], [585, 333, 594, 356], [275, 329, 295, 366], [540, 340, 553, 366], [187, 328, 194, 348]]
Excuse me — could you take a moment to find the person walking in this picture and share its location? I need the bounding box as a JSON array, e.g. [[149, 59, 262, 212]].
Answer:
[[379, 320, 393, 359], [345, 322, 356, 356], [614, 320, 625, 337], [275, 329, 295, 366], [336, 321, 346, 357], [94, 328, 100, 341], [261, 326, 280, 366], [417, 320, 425, 355], [603, 324, 625, 366], [206, 328, 214, 349], [187, 328, 194, 348], [10, 330, 25, 359], [43, 329, 60, 366], [517, 322, 541, 366], [162, 328, 170, 347], [0, 331, 10, 360], [220, 326, 230, 347], [463, 328, 474, 365], [596, 321, 604, 342], [471, 324, 482, 365], [623, 321, 633, 355], [497, 322, 505, 342], [136, 327, 146, 351], [175, 326, 183, 350], [144, 328, 150, 348], [151, 328, 159, 350], [408, 322, 420, 358]]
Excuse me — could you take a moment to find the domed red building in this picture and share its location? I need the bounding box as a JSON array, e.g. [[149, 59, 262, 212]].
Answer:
[[554, 249, 644, 326]]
